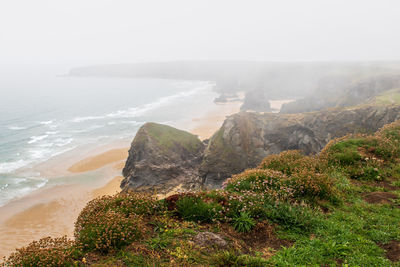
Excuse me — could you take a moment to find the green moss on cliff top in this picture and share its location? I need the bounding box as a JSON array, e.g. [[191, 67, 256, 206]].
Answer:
[[141, 122, 203, 153]]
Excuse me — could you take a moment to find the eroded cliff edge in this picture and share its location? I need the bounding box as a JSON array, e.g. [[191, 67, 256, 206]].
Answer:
[[121, 105, 400, 192]]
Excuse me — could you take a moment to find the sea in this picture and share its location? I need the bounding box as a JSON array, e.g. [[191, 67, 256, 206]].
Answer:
[[0, 66, 218, 207]]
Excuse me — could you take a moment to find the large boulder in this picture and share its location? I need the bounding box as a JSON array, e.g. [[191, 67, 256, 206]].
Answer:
[[121, 123, 205, 192]]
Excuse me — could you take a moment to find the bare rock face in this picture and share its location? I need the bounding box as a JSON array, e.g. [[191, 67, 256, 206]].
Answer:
[[200, 105, 400, 187], [121, 122, 205, 193]]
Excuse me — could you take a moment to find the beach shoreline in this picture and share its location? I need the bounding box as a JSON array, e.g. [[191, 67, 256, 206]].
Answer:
[[0, 99, 242, 259]]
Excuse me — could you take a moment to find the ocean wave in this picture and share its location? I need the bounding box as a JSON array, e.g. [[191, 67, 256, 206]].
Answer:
[[8, 126, 27, 130], [54, 137, 74, 147], [68, 84, 212, 123], [107, 85, 210, 119], [45, 131, 59, 135], [28, 134, 49, 144], [40, 120, 54, 125], [29, 148, 52, 159], [71, 115, 106, 123], [0, 178, 48, 207], [0, 159, 30, 174], [50, 145, 78, 157], [71, 124, 105, 133], [120, 120, 144, 126]]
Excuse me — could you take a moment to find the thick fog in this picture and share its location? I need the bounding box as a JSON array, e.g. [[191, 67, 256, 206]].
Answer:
[[1, 0, 400, 67]]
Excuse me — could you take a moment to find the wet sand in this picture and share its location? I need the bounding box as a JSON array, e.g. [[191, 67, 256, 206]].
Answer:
[[0, 100, 241, 259], [68, 148, 129, 173]]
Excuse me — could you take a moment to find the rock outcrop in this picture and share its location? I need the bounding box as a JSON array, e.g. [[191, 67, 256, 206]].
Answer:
[[121, 123, 205, 192], [122, 106, 400, 191], [200, 105, 400, 187]]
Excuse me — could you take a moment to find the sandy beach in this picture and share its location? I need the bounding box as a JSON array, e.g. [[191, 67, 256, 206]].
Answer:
[[0, 99, 241, 259]]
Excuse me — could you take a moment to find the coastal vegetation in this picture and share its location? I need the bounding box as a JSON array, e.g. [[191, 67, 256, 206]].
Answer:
[[3, 120, 400, 266]]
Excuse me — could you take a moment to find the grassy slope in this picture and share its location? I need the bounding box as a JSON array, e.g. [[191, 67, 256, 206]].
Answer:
[[372, 88, 400, 106], [142, 122, 203, 153], [3, 122, 400, 267]]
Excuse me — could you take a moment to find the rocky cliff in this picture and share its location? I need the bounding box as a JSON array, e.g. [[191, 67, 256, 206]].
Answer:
[[122, 106, 400, 191], [200, 105, 400, 187], [121, 122, 204, 192]]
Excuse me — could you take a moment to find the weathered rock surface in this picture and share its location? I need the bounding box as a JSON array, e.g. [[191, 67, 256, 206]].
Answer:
[[193, 232, 227, 249], [200, 105, 400, 187], [121, 122, 205, 192]]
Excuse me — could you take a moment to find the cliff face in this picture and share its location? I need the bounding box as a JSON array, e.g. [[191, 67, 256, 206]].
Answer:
[[121, 122, 205, 192], [122, 106, 400, 191], [200, 105, 400, 187]]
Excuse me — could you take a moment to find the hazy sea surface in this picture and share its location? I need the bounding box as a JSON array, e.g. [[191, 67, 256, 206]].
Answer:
[[0, 66, 217, 206]]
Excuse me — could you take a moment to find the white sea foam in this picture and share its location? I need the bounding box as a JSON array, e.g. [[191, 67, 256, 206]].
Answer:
[[8, 126, 27, 130], [28, 134, 49, 144], [45, 131, 59, 135], [54, 137, 74, 147], [0, 178, 48, 207], [40, 120, 54, 125], [50, 145, 78, 157], [72, 124, 105, 133], [29, 147, 52, 159], [68, 84, 212, 124], [71, 115, 106, 123], [0, 160, 30, 174], [107, 84, 210, 119], [120, 120, 144, 126]]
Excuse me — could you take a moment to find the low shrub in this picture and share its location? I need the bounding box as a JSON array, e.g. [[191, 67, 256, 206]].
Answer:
[[225, 169, 293, 201], [263, 202, 319, 234], [232, 212, 256, 233], [75, 210, 143, 253], [3, 236, 78, 267], [225, 168, 337, 204], [212, 250, 269, 267], [259, 150, 319, 175], [289, 170, 337, 201], [176, 196, 222, 223]]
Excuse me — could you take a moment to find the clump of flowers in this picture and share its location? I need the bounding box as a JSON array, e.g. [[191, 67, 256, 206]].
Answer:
[[74, 192, 162, 253], [75, 210, 144, 253], [320, 122, 400, 181], [3, 236, 78, 267], [259, 150, 320, 175], [225, 167, 336, 204]]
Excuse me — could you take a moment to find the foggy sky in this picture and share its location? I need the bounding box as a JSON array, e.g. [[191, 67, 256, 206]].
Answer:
[[1, 0, 400, 67]]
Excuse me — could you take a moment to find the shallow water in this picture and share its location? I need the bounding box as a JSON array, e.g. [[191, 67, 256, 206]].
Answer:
[[0, 66, 217, 206]]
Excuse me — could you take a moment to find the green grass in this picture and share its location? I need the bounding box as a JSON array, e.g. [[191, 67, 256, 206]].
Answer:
[[372, 88, 400, 106], [269, 202, 400, 266], [138, 122, 204, 154]]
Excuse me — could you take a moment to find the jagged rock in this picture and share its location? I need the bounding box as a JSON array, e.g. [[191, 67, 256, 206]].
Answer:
[[200, 105, 400, 187], [121, 122, 205, 193], [193, 232, 227, 249]]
